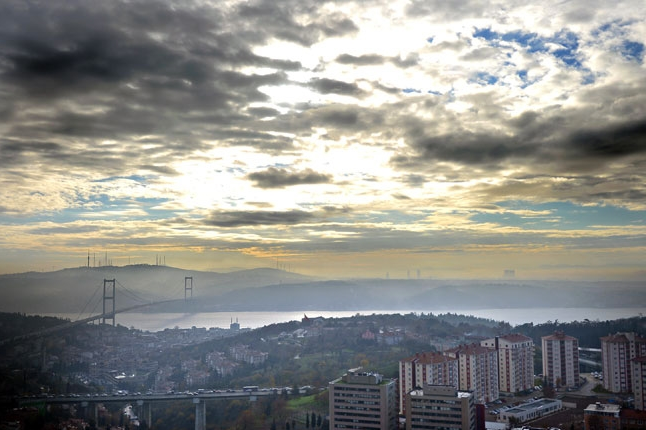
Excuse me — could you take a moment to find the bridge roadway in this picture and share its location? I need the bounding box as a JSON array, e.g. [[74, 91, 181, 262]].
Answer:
[[19, 389, 274, 405], [1, 299, 180, 346], [19, 389, 275, 430]]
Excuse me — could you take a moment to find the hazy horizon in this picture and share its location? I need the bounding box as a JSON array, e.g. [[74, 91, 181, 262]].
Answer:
[[1, 1, 645, 281]]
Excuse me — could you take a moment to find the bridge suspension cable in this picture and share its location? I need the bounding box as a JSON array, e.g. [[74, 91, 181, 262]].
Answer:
[[75, 283, 103, 322]]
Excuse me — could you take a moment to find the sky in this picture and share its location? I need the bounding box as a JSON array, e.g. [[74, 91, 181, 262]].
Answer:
[[0, 0, 645, 280]]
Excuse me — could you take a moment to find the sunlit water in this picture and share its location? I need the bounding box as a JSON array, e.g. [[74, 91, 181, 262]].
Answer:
[[43, 307, 645, 332]]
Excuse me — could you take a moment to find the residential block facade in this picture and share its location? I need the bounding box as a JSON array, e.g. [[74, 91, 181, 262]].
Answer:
[[444, 343, 499, 404], [541, 331, 580, 388], [329, 369, 398, 430], [600, 332, 646, 393], [399, 352, 458, 414], [481, 334, 534, 394], [633, 356, 646, 411], [405, 384, 476, 430]]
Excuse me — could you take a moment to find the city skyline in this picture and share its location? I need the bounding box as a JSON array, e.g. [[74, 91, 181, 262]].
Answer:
[[1, 0, 645, 280]]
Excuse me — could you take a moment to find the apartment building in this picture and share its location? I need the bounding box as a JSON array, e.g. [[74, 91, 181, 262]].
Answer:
[[542, 331, 580, 388], [600, 332, 646, 393], [405, 384, 475, 430], [329, 368, 398, 430], [481, 334, 534, 394], [633, 356, 646, 411], [399, 352, 458, 414], [444, 343, 499, 404]]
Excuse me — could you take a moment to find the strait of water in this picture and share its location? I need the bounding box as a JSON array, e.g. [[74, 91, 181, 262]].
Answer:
[[45, 307, 645, 332]]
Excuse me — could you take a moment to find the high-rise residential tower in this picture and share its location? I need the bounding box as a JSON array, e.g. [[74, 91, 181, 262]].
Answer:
[[600, 332, 646, 393], [399, 352, 458, 414], [541, 331, 580, 388], [444, 343, 499, 403], [481, 334, 534, 394]]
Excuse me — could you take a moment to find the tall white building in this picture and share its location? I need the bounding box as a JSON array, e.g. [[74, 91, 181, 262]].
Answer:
[[541, 331, 580, 388], [399, 352, 458, 414], [329, 368, 398, 430], [405, 384, 476, 430], [601, 332, 646, 393], [444, 343, 499, 403], [633, 356, 646, 411], [481, 334, 534, 394]]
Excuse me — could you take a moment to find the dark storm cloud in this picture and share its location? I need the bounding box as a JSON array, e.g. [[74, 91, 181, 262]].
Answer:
[[0, 0, 303, 169], [401, 131, 537, 166], [247, 167, 333, 188], [247, 107, 282, 118], [308, 78, 365, 96], [565, 119, 646, 158], [203, 210, 315, 227]]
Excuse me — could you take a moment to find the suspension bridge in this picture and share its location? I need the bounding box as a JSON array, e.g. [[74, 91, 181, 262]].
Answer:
[[1, 276, 195, 346]]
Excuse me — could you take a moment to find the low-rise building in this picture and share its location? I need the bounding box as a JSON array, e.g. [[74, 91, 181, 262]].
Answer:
[[498, 398, 562, 425], [583, 403, 621, 430], [405, 384, 475, 430]]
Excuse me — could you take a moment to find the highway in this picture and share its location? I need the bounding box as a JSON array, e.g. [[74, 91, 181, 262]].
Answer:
[[18, 388, 280, 406]]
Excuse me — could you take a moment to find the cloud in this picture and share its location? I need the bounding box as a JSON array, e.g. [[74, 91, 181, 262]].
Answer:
[[0, 0, 645, 279], [308, 78, 365, 96], [247, 167, 333, 188], [335, 53, 387, 66], [202, 210, 315, 227]]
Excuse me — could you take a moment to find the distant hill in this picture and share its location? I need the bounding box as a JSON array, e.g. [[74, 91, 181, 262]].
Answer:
[[153, 278, 646, 313], [0, 265, 314, 313], [1, 265, 644, 314]]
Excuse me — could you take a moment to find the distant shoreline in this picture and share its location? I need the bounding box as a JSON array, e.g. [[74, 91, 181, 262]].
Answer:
[[37, 307, 645, 331]]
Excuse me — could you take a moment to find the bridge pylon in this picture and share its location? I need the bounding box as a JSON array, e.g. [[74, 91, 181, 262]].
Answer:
[[185, 276, 193, 301], [194, 397, 205, 430], [102, 279, 116, 326]]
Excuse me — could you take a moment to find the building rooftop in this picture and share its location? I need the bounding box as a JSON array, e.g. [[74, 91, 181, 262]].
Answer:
[[584, 403, 621, 414], [445, 342, 491, 355], [542, 331, 577, 341], [410, 384, 472, 398], [600, 332, 646, 343], [498, 333, 533, 343], [503, 398, 561, 415]]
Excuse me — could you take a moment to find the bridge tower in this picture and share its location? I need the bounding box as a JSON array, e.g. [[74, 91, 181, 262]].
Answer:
[[102, 279, 116, 326], [185, 276, 193, 301]]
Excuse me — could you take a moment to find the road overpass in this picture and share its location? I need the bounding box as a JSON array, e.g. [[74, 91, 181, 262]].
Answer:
[[18, 389, 278, 430]]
